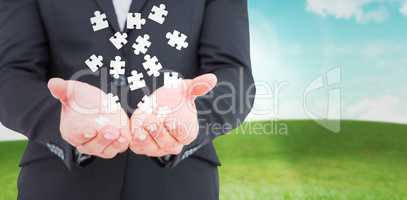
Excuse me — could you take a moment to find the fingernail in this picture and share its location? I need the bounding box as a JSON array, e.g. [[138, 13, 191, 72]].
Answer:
[[95, 117, 109, 126], [147, 124, 157, 132], [104, 131, 118, 140], [84, 132, 96, 138], [137, 133, 147, 141], [118, 137, 128, 144], [166, 121, 176, 130]]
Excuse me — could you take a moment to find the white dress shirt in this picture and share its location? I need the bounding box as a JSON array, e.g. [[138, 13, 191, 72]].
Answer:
[[112, 0, 133, 31]]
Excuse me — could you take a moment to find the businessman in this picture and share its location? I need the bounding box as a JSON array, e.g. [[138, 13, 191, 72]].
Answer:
[[0, 0, 255, 199]]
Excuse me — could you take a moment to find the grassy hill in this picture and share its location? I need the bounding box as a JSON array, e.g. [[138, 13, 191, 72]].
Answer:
[[1, 120, 407, 200], [0, 140, 25, 199]]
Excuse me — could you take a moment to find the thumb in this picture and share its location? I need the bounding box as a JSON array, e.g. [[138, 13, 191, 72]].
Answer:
[[48, 78, 69, 105], [188, 73, 217, 98]]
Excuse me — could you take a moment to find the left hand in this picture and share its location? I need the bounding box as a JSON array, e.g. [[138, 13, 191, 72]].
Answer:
[[129, 74, 217, 157], [47, 78, 131, 159]]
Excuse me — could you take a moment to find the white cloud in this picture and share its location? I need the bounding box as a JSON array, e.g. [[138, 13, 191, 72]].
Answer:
[[306, 0, 390, 23], [346, 95, 407, 124], [249, 13, 303, 83], [356, 7, 389, 23], [401, 0, 407, 16]]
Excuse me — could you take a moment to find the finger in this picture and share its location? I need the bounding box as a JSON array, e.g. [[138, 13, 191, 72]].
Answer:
[[135, 127, 168, 157], [130, 127, 160, 155], [167, 144, 183, 155], [129, 115, 150, 154], [118, 123, 132, 142], [184, 122, 200, 145], [188, 73, 217, 97], [76, 145, 91, 155], [130, 106, 149, 127], [145, 123, 179, 151], [132, 126, 149, 143], [143, 145, 170, 157], [77, 125, 120, 155], [164, 120, 193, 145], [62, 127, 97, 147], [48, 78, 69, 105], [158, 124, 185, 155], [130, 142, 167, 157], [102, 135, 129, 159]]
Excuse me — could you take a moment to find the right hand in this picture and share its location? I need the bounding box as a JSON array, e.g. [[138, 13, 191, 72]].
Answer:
[[48, 78, 131, 159], [129, 74, 217, 157]]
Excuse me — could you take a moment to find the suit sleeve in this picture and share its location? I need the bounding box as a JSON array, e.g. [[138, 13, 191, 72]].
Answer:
[[0, 0, 77, 169], [164, 0, 256, 167]]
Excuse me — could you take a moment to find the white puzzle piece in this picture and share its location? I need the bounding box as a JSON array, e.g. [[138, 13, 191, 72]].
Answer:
[[110, 56, 126, 79], [127, 13, 146, 30], [164, 72, 183, 88], [148, 4, 168, 24], [137, 95, 154, 114], [109, 32, 128, 50], [142, 55, 162, 77], [127, 70, 146, 91], [166, 30, 189, 50], [90, 11, 109, 32], [132, 34, 151, 55], [85, 54, 103, 72]]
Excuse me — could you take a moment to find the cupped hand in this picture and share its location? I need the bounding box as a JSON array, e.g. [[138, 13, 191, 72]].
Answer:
[[48, 78, 131, 159], [129, 74, 217, 157]]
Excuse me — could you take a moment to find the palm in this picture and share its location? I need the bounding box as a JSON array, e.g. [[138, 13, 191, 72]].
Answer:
[[48, 78, 131, 158], [57, 80, 128, 134], [129, 74, 217, 157]]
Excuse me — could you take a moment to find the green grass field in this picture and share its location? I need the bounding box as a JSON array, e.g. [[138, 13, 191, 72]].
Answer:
[[1, 120, 407, 200]]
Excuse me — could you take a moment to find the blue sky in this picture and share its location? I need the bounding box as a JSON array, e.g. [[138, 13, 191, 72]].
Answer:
[[248, 0, 407, 124]]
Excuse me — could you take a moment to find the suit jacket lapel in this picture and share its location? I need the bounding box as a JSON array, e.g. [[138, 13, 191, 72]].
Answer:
[[94, 0, 120, 33]]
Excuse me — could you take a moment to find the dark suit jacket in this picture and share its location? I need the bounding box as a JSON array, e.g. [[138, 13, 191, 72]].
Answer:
[[0, 0, 254, 193]]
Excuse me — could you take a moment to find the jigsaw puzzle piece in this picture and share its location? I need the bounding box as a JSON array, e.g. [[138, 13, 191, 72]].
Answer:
[[85, 54, 103, 72], [137, 95, 155, 114], [166, 30, 189, 50], [142, 55, 162, 77], [127, 70, 146, 91], [132, 34, 151, 55], [109, 32, 128, 50], [164, 72, 183, 88], [127, 13, 146, 30], [90, 11, 109, 32], [148, 4, 168, 24], [110, 56, 126, 79]]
